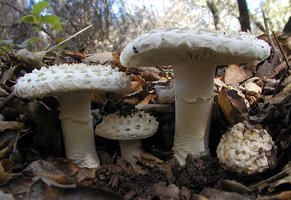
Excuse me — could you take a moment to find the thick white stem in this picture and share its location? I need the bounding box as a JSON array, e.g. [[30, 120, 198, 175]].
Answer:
[[119, 140, 142, 164], [58, 92, 100, 168], [172, 63, 216, 165]]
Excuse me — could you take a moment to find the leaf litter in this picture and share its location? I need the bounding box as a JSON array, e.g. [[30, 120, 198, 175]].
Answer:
[[0, 32, 290, 199]]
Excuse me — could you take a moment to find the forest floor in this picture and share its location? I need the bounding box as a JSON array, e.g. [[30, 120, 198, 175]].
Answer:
[[0, 32, 290, 200]]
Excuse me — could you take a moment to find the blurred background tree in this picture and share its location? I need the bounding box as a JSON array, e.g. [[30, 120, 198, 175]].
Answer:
[[0, 0, 290, 52]]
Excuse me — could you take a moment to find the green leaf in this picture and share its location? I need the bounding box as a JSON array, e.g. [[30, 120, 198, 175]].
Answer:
[[17, 37, 41, 48], [21, 15, 35, 23], [31, 0, 49, 15], [21, 15, 42, 25], [51, 24, 63, 31], [42, 15, 60, 25]]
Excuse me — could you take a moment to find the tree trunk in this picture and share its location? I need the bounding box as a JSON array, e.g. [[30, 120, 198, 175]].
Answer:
[[207, 0, 220, 30], [237, 0, 251, 32]]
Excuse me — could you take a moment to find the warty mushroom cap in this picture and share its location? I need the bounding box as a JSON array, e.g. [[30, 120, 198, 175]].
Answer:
[[14, 63, 131, 98], [120, 29, 271, 166], [95, 111, 159, 140], [120, 29, 270, 67], [216, 122, 276, 175], [14, 63, 131, 168]]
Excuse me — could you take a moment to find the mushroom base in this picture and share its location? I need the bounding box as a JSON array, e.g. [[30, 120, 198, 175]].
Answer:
[[173, 98, 212, 165], [59, 92, 100, 168], [172, 63, 216, 166], [119, 140, 142, 164]]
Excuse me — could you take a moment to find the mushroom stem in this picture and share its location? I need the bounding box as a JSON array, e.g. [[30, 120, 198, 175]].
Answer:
[[172, 63, 216, 165], [119, 140, 142, 163], [58, 92, 100, 168]]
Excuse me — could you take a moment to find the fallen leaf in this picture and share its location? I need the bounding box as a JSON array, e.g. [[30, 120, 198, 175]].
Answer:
[[145, 183, 180, 200], [140, 94, 156, 105], [201, 188, 252, 200], [219, 179, 251, 194], [0, 159, 13, 183], [218, 87, 249, 125], [129, 81, 143, 96], [155, 83, 175, 104], [224, 65, 252, 85], [14, 49, 46, 70], [141, 70, 160, 81], [84, 52, 113, 64], [24, 159, 96, 185], [0, 121, 23, 132], [63, 48, 86, 61], [257, 191, 291, 200], [27, 178, 122, 200], [0, 191, 14, 200], [270, 83, 291, 105]]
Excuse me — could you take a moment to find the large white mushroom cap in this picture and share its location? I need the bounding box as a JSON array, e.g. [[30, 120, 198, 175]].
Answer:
[[121, 29, 270, 67], [216, 122, 276, 175], [14, 63, 131, 98], [95, 111, 159, 140]]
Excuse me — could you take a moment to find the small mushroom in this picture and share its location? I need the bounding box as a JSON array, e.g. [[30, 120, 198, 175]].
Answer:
[[120, 29, 271, 165], [216, 122, 276, 175], [14, 63, 131, 168], [95, 111, 159, 163]]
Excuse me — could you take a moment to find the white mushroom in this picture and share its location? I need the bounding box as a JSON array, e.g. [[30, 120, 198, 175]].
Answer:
[[14, 63, 131, 168], [120, 29, 271, 165], [95, 111, 159, 163], [216, 122, 276, 175]]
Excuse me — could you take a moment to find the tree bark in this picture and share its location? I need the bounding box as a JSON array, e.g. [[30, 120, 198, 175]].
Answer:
[[237, 0, 251, 32], [207, 0, 220, 30]]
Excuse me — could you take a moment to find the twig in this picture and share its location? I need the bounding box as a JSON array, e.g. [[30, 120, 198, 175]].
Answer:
[[248, 165, 291, 191], [0, 92, 15, 110], [271, 31, 290, 97], [45, 24, 93, 53], [262, 9, 281, 57]]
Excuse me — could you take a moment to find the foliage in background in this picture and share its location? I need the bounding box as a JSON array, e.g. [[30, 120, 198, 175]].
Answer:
[[0, 0, 63, 52], [0, 0, 289, 52], [21, 0, 63, 32]]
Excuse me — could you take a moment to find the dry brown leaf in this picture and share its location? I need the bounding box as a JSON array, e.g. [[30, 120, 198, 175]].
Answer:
[[129, 81, 143, 96], [155, 83, 175, 104], [258, 191, 291, 200], [224, 65, 252, 85], [201, 188, 252, 200], [218, 87, 248, 125], [270, 83, 291, 105], [112, 51, 123, 68], [266, 59, 289, 79], [140, 94, 156, 105], [27, 178, 121, 200], [0, 159, 13, 183], [0, 121, 23, 132], [145, 183, 180, 200], [24, 159, 96, 185], [141, 70, 160, 81], [214, 77, 227, 91], [219, 179, 250, 194], [63, 48, 86, 61], [14, 49, 46, 69], [84, 52, 113, 64], [0, 191, 14, 200]]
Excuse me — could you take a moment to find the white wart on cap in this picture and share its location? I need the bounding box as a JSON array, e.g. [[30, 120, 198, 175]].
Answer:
[[121, 29, 271, 165], [95, 111, 159, 163], [15, 63, 131, 168], [216, 122, 276, 175]]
